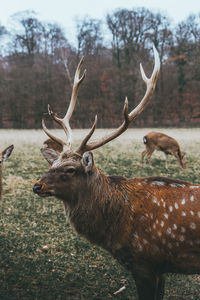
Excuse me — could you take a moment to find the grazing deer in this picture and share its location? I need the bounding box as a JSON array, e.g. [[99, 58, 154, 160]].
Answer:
[[141, 131, 186, 169], [0, 145, 14, 198], [32, 47, 200, 300], [43, 138, 63, 153]]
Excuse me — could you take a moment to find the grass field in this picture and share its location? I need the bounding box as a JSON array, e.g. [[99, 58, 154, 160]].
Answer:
[[1, 128, 200, 300]]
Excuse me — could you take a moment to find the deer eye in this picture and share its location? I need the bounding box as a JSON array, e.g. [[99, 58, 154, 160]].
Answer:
[[59, 168, 75, 181], [66, 168, 75, 174]]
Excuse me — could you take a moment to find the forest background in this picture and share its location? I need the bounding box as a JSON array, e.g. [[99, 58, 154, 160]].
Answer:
[[0, 8, 199, 129]]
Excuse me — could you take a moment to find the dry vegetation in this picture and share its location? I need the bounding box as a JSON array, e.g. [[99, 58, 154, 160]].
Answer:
[[1, 128, 200, 299]]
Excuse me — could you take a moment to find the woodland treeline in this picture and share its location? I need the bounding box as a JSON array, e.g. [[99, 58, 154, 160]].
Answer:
[[0, 8, 200, 128]]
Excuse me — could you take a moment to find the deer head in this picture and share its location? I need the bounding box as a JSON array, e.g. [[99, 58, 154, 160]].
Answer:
[[33, 47, 160, 199]]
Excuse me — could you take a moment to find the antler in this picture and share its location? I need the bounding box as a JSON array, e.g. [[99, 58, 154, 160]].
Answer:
[[76, 45, 160, 155], [42, 57, 86, 150]]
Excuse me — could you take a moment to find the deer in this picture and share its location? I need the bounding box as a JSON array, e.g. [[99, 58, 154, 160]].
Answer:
[[43, 138, 63, 153], [141, 131, 186, 169], [33, 47, 200, 300], [0, 145, 14, 199]]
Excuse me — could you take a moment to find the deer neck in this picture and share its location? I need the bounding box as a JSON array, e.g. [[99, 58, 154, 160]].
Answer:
[[63, 168, 131, 251]]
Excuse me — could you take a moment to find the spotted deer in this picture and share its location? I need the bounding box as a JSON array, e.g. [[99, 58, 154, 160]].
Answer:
[[141, 131, 186, 169], [33, 47, 200, 299], [0, 145, 14, 198]]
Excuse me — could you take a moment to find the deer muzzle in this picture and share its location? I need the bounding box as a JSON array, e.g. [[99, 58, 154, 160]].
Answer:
[[33, 183, 43, 194], [33, 182, 53, 197]]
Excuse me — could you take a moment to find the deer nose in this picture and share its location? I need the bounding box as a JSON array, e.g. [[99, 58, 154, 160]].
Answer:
[[33, 183, 42, 194]]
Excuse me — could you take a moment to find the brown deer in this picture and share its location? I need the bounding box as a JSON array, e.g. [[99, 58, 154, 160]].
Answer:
[[141, 131, 186, 169], [0, 145, 14, 198], [32, 47, 200, 300], [43, 138, 63, 153]]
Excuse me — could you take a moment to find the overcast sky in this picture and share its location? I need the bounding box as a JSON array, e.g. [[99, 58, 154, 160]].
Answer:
[[1, 0, 200, 44]]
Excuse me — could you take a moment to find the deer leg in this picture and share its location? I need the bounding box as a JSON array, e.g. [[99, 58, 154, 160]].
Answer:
[[155, 274, 165, 300], [134, 273, 157, 300], [173, 151, 183, 168], [164, 153, 168, 169], [141, 149, 147, 165], [146, 150, 154, 169]]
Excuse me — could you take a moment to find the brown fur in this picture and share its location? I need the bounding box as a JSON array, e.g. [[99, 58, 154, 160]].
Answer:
[[43, 138, 63, 153], [141, 132, 186, 168], [33, 148, 200, 300]]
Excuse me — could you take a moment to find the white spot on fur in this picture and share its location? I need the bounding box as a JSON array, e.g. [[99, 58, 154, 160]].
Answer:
[[157, 231, 162, 237], [181, 198, 185, 205], [173, 224, 177, 230], [190, 186, 199, 189], [179, 235, 185, 242], [166, 228, 172, 235], [190, 223, 196, 230], [143, 239, 148, 244], [164, 213, 168, 219], [133, 232, 139, 239], [190, 211, 194, 216], [170, 184, 177, 187], [181, 227, 186, 233], [150, 213, 153, 219], [170, 183, 186, 188], [181, 211, 186, 217], [138, 182, 142, 186], [190, 195, 194, 201], [136, 242, 143, 252], [160, 198, 166, 207], [160, 221, 164, 227], [153, 223, 156, 229], [171, 233, 176, 239], [153, 197, 157, 204], [156, 219, 159, 224], [152, 181, 166, 186], [174, 203, 179, 209], [169, 206, 173, 212]]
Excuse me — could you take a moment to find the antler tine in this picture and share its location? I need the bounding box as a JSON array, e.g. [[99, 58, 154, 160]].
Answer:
[[128, 45, 160, 120], [76, 115, 98, 153], [64, 57, 86, 122], [43, 57, 86, 150], [77, 46, 160, 155], [42, 118, 66, 148]]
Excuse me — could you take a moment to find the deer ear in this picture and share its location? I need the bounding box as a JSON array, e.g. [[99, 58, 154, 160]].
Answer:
[[40, 148, 59, 165], [2, 145, 14, 161], [81, 152, 94, 174]]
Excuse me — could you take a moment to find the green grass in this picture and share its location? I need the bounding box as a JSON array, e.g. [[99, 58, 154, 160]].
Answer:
[[1, 129, 200, 299]]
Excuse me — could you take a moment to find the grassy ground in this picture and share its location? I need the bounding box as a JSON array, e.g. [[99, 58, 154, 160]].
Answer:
[[1, 128, 200, 300]]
